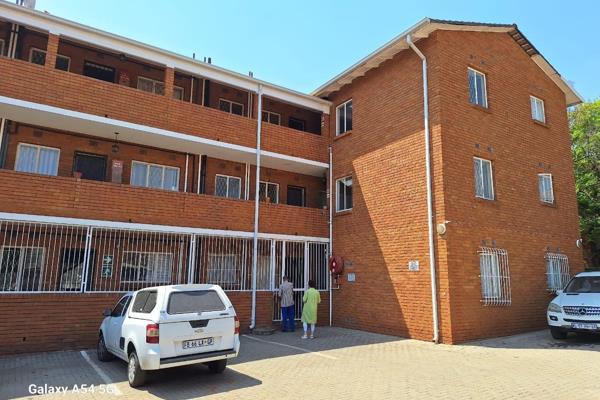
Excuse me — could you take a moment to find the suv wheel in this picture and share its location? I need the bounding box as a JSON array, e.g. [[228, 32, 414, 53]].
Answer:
[[128, 351, 147, 387], [97, 334, 114, 362], [208, 359, 227, 374], [550, 327, 568, 340]]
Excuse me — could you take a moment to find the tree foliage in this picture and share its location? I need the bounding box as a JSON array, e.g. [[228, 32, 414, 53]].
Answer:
[[569, 100, 600, 268]]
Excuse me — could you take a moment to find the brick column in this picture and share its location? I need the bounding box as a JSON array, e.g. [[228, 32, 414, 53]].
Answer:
[[164, 67, 175, 98], [45, 33, 59, 69]]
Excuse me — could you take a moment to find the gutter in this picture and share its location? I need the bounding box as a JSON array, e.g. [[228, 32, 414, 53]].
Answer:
[[406, 35, 440, 344], [249, 84, 263, 330]]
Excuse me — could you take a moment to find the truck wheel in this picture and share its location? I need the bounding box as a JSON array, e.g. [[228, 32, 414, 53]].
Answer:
[[128, 351, 147, 387], [97, 334, 114, 362], [208, 359, 227, 374], [550, 327, 568, 340]]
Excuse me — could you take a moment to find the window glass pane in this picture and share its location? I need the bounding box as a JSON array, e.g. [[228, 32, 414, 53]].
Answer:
[[228, 177, 241, 199], [20, 248, 43, 291], [345, 177, 353, 209], [468, 70, 477, 104], [55, 55, 70, 71], [30, 49, 46, 65], [15, 145, 38, 173], [346, 101, 353, 132], [148, 165, 163, 189], [137, 78, 154, 93], [219, 100, 230, 113], [149, 254, 172, 283], [481, 161, 492, 199], [231, 103, 244, 116], [215, 176, 228, 197], [154, 82, 165, 96], [271, 113, 280, 125], [267, 183, 278, 203], [38, 148, 59, 175], [167, 290, 226, 314], [287, 186, 305, 207], [132, 291, 150, 313], [173, 87, 184, 100], [131, 162, 147, 187], [121, 253, 140, 282], [337, 105, 345, 134], [337, 177, 352, 211], [473, 158, 483, 197], [0, 248, 20, 291], [163, 167, 179, 191], [261, 111, 268, 122]]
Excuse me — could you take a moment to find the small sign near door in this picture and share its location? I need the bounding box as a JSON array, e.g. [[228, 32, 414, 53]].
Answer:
[[101, 255, 114, 278], [408, 260, 420, 272]]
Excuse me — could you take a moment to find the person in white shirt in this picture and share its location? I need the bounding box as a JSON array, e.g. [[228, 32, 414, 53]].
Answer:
[[278, 276, 295, 332]]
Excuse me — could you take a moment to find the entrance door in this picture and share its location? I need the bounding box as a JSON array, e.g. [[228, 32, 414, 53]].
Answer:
[[74, 152, 107, 181], [273, 241, 305, 321]]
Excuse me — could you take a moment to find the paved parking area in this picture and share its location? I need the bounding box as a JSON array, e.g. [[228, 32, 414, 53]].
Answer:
[[1, 327, 599, 399]]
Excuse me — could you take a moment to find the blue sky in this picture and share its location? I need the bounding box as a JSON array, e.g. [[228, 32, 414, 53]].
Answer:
[[34, 0, 599, 101]]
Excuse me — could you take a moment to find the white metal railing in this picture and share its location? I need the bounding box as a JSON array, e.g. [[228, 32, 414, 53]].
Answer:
[[0, 214, 329, 294], [545, 252, 570, 292], [478, 247, 511, 306]]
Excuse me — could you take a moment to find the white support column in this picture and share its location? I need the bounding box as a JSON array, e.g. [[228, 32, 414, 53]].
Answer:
[[188, 235, 196, 283], [196, 155, 203, 194], [80, 226, 93, 293], [244, 163, 250, 200], [0, 118, 6, 164], [304, 241, 309, 289], [184, 154, 189, 193]]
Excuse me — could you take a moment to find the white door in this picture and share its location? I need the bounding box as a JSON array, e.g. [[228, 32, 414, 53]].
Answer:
[[106, 295, 131, 353]]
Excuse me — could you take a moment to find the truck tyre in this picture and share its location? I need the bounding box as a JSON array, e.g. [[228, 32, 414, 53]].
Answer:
[[97, 333, 114, 362], [208, 359, 227, 374], [550, 327, 568, 340], [128, 351, 147, 387]]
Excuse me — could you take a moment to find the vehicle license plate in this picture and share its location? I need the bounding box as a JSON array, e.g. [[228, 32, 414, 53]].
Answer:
[[571, 322, 597, 330], [182, 337, 214, 349]]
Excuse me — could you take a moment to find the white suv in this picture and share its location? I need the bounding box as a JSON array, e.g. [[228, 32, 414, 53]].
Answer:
[[97, 284, 240, 387], [547, 271, 600, 339]]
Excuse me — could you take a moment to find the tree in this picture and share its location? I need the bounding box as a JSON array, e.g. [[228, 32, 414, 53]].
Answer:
[[569, 100, 600, 268]]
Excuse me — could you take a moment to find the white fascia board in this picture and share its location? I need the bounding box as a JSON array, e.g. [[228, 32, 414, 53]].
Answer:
[[531, 54, 583, 106], [0, 212, 329, 242], [0, 1, 330, 113]]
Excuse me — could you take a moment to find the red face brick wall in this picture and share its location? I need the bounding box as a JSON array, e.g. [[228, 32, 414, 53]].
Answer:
[[262, 96, 322, 135]]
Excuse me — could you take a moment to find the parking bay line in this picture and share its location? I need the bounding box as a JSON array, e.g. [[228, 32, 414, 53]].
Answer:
[[242, 334, 338, 360], [79, 351, 123, 396]]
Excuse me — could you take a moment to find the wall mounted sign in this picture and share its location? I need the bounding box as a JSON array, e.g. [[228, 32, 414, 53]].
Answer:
[[101, 255, 114, 278], [408, 260, 420, 272]]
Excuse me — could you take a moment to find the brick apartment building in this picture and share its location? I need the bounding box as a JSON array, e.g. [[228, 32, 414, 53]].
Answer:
[[0, 1, 583, 353]]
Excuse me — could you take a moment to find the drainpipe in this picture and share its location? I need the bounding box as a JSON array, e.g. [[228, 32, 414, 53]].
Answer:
[[249, 84, 263, 330], [406, 34, 439, 344], [328, 145, 333, 326]]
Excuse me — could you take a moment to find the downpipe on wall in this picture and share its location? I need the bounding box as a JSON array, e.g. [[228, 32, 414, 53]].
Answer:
[[406, 34, 440, 344]]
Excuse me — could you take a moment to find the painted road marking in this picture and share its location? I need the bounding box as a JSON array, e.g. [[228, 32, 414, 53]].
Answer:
[[242, 334, 338, 360], [80, 350, 122, 396]]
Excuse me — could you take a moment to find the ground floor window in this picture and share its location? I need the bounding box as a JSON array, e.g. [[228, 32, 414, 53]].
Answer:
[[121, 252, 173, 284], [206, 254, 238, 286], [546, 253, 569, 291], [478, 247, 510, 306], [0, 247, 44, 291]]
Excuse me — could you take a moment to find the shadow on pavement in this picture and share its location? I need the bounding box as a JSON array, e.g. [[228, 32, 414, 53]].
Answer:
[[463, 329, 600, 352]]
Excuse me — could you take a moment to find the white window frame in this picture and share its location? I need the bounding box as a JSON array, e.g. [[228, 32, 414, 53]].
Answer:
[[530, 95, 546, 123], [336, 99, 353, 136], [259, 181, 279, 204], [538, 173, 554, 204], [219, 98, 245, 116], [545, 253, 569, 292], [120, 251, 173, 284], [0, 39, 5, 56], [15, 143, 60, 176], [336, 176, 353, 212], [130, 160, 180, 191], [137, 76, 165, 95], [0, 246, 45, 292], [206, 254, 239, 285], [55, 54, 71, 72], [478, 247, 511, 306], [173, 85, 185, 100], [215, 174, 242, 199], [468, 67, 488, 108], [261, 110, 281, 125], [473, 157, 494, 200], [29, 47, 46, 65]]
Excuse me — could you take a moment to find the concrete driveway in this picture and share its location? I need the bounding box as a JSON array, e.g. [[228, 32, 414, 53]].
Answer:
[[1, 327, 599, 399]]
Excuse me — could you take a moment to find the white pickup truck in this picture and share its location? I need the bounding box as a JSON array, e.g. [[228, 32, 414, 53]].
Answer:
[[97, 284, 240, 387]]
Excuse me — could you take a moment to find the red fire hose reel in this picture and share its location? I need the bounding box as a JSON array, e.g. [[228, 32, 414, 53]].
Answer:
[[329, 255, 344, 275]]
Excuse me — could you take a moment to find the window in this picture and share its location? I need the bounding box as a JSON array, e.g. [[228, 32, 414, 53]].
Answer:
[[167, 290, 226, 314], [336, 176, 353, 212], [0, 39, 5, 56], [131, 290, 158, 313], [219, 99, 244, 116], [15, 143, 60, 176], [478, 247, 510, 306], [0, 247, 44, 292], [259, 181, 279, 203], [538, 173, 554, 204], [287, 185, 305, 207], [83, 61, 115, 83], [530, 96, 545, 123], [473, 157, 494, 200], [59, 248, 86, 291], [130, 161, 179, 191], [468, 68, 487, 108], [262, 110, 281, 125], [545, 253, 569, 292], [137, 76, 165, 95], [55, 54, 70, 72], [173, 86, 184, 100], [336, 99, 353, 135], [111, 295, 132, 317], [215, 174, 241, 199], [288, 117, 306, 131], [29, 47, 46, 65], [207, 254, 238, 285], [120, 252, 173, 283], [565, 276, 600, 294]]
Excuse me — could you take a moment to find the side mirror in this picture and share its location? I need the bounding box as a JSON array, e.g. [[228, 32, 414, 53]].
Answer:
[[555, 290, 563, 295], [103, 308, 112, 317]]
